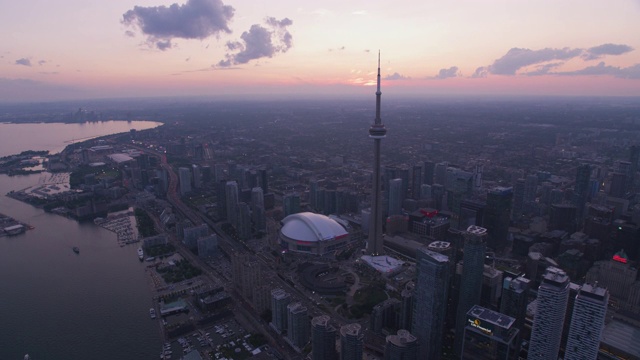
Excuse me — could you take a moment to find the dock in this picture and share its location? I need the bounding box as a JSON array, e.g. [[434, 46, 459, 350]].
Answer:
[[0, 212, 33, 237]]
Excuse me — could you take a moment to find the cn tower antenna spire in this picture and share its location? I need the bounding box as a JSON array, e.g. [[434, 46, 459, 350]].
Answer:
[[367, 51, 387, 256], [377, 50, 381, 94]]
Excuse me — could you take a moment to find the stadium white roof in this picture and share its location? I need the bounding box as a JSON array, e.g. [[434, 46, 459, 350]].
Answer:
[[281, 212, 348, 242]]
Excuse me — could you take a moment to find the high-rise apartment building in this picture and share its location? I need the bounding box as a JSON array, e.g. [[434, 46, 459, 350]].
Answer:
[[564, 284, 609, 360], [287, 302, 310, 350], [311, 315, 337, 360], [413, 247, 450, 360], [270, 289, 291, 334], [340, 323, 363, 360], [384, 330, 418, 360], [528, 267, 570, 360]]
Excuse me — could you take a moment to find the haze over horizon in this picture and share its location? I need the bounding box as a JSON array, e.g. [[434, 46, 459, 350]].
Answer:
[[3, 0, 640, 102]]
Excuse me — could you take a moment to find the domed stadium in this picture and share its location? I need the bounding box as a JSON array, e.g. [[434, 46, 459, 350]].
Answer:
[[280, 212, 350, 255]]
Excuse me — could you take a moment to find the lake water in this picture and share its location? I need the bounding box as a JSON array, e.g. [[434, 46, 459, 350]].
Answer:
[[0, 121, 163, 360], [0, 120, 161, 157]]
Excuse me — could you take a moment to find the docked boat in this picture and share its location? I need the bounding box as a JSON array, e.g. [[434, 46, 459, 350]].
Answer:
[[72, 246, 80, 254], [137, 247, 144, 261], [150, 308, 156, 319]]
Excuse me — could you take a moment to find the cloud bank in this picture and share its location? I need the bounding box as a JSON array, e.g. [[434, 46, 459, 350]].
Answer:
[[469, 43, 637, 78], [489, 47, 582, 75], [431, 66, 460, 79], [123, 0, 234, 50], [557, 62, 640, 79], [217, 17, 293, 67], [384, 72, 410, 81], [583, 43, 634, 60]]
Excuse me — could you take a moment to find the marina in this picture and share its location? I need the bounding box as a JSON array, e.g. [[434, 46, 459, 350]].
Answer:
[[94, 208, 140, 246]]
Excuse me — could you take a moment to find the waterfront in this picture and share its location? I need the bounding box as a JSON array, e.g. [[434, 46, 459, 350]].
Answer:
[[0, 121, 162, 360], [0, 120, 161, 157]]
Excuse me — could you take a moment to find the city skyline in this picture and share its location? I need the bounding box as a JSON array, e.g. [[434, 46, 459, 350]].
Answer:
[[2, 0, 640, 102]]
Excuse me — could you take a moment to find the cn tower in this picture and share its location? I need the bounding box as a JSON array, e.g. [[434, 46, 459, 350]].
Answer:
[[367, 52, 387, 255]]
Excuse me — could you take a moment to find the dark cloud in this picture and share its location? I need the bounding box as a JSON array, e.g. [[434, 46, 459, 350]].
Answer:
[[471, 66, 488, 78], [583, 43, 634, 60], [328, 46, 345, 52], [489, 47, 582, 75], [38, 60, 47, 66], [431, 66, 459, 79], [156, 39, 173, 50], [125, 30, 136, 38], [15, 58, 31, 67], [556, 62, 640, 79], [217, 17, 293, 67], [123, 0, 234, 50], [523, 62, 563, 76], [384, 72, 410, 81]]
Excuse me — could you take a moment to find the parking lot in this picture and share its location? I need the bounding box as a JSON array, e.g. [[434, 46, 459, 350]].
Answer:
[[160, 317, 278, 360]]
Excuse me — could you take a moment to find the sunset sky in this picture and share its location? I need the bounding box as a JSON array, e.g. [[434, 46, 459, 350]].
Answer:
[[2, 0, 640, 102]]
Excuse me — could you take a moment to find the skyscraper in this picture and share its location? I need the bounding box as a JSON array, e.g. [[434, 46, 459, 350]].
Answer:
[[411, 165, 423, 200], [484, 187, 513, 252], [528, 267, 570, 360], [461, 305, 519, 360], [423, 161, 435, 185], [225, 181, 239, 228], [512, 178, 525, 220], [629, 145, 639, 190], [500, 275, 530, 343], [283, 193, 301, 216], [340, 323, 364, 360], [178, 167, 192, 196], [573, 164, 591, 227], [367, 52, 387, 256], [454, 225, 487, 356], [565, 283, 609, 360], [388, 178, 403, 216], [413, 247, 450, 360], [251, 186, 266, 232], [311, 315, 337, 360]]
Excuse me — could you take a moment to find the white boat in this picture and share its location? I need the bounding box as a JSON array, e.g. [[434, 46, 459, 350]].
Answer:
[[137, 247, 144, 260], [150, 308, 156, 319]]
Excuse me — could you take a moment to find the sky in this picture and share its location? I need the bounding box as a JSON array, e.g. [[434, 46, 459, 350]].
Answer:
[[2, 0, 640, 102]]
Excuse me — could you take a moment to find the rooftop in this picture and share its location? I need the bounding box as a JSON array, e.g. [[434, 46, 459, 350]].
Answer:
[[280, 212, 348, 242], [467, 305, 515, 330], [360, 255, 405, 274]]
